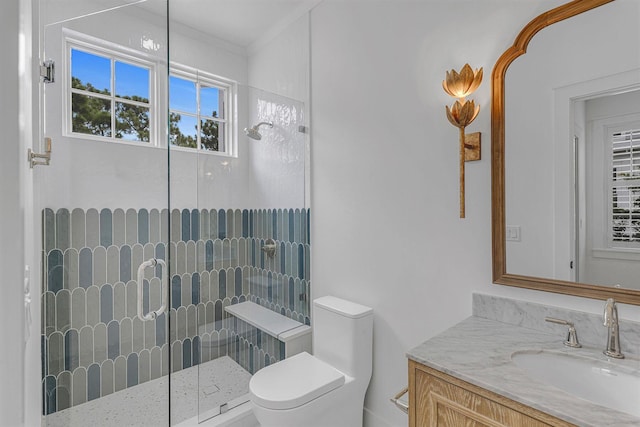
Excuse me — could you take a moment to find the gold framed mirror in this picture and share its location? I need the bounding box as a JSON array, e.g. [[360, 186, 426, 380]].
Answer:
[[491, 0, 640, 305]]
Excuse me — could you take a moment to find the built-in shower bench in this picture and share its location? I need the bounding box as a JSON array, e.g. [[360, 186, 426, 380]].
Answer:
[[225, 301, 312, 357]]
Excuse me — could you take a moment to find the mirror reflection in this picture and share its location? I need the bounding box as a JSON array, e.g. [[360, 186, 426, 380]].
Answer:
[[504, 0, 640, 290]]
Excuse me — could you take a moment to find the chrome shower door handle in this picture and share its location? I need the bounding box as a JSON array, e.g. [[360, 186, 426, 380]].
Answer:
[[136, 258, 167, 321]]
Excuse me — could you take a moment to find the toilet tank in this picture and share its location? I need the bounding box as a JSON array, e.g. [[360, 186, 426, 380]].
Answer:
[[312, 296, 373, 380]]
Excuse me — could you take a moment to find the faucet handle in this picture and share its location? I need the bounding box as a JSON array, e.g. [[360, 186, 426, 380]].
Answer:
[[545, 317, 582, 348]]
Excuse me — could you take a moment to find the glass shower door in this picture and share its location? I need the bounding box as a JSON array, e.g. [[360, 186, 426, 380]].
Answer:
[[163, 1, 311, 423], [38, 1, 171, 425]]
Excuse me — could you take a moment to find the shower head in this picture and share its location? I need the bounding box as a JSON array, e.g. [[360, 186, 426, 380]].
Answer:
[[244, 121, 273, 140]]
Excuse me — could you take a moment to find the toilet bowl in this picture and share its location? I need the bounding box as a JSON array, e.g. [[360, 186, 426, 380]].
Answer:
[[249, 296, 373, 427]]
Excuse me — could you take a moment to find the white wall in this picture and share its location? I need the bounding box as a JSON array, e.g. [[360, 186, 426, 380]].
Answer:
[[247, 14, 311, 209], [0, 0, 25, 425], [309, 1, 640, 426]]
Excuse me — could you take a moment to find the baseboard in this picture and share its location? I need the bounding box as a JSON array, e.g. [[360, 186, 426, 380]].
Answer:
[[364, 407, 404, 427]]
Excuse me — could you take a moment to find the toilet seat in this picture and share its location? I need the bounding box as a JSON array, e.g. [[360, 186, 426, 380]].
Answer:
[[249, 352, 345, 410]]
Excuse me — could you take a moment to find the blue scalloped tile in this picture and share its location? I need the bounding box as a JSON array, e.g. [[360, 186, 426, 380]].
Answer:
[[191, 210, 199, 242], [272, 211, 278, 240], [41, 335, 47, 379], [44, 375, 57, 415], [143, 280, 149, 318], [127, 353, 138, 387], [288, 210, 295, 243], [56, 209, 70, 251], [79, 248, 92, 289], [218, 209, 226, 239], [107, 320, 119, 360], [183, 339, 192, 369], [214, 301, 223, 331], [242, 210, 249, 238], [171, 275, 181, 310], [43, 208, 55, 253], [235, 267, 242, 297], [120, 245, 131, 283], [205, 240, 213, 271], [138, 209, 149, 245], [88, 363, 101, 401], [181, 209, 190, 242], [100, 285, 113, 324], [288, 277, 295, 310], [191, 273, 200, 305], [64, 329, 79, 371], [100, 209, 112, 247], [156, 312, 166, 346], [298, 245, 305, 280], [192, 336, 200, 366], [47, 250, 64, 293], [219, 270, 226, 299]]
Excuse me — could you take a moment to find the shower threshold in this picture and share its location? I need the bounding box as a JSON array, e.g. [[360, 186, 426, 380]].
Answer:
[[43, 356, 256, 427]]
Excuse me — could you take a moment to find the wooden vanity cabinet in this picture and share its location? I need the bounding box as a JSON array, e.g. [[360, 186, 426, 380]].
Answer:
[[408, 360, 576, 427]]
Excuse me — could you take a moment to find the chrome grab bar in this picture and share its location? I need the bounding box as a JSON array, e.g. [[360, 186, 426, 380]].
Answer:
[[136, 258, 167, 321], [390, 386, 409, 414]]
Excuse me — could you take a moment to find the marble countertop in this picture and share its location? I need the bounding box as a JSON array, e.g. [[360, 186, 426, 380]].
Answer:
[[407, 316, 640, 427]]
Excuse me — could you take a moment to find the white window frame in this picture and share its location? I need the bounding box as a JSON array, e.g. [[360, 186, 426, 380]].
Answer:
[[169, 65, 237, 157], [64, 31, 158, 147]]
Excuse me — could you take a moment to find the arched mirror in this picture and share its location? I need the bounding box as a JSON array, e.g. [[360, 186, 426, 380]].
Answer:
[[492, 0, 640, 304]]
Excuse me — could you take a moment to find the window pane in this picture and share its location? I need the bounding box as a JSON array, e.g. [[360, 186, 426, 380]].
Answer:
[[115, 61, 150, 101], [200, 86, 223, 118], [170, 113, 197, 148], [201, 119, 224, 152], [169, 76, 196, 114], [115, 102, 150, 142], [71, 49, 111, 94], [71, 93, 112, 137]]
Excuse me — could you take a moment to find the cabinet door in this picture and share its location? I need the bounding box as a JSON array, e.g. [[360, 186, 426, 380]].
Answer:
[[410, 362, 573, 427]]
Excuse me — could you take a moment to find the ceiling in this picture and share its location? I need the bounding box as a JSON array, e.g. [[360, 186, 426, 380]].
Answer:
[[165, 0, 315, 48], [44, 0, 316, 49]]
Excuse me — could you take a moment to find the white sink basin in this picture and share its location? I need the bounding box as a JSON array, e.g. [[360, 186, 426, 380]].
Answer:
[[511, 350, 640, 417]]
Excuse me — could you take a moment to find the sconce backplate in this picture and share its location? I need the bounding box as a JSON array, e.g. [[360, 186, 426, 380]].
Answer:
[[464, 132, 481, 162]]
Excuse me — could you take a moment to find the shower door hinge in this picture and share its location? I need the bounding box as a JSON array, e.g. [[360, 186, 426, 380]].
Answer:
[[40, 60, 55, 83], [28, 137, 52, 168]]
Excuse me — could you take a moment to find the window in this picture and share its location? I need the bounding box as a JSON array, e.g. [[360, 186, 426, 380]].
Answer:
[[69, 46, 153, 143], [65, 34, 236, 156], [610, 127, 640, 245], [169, 70, 231, 154]]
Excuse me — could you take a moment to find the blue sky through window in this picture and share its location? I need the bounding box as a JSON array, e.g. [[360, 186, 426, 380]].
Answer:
[[71, 49, 110, 92], [115, 61, 149, 100], [169, 76, 196, 113], [200, 86, 220, 118]]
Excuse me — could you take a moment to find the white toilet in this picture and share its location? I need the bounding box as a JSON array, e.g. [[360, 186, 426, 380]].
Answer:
[[249, 296, 373, 427]]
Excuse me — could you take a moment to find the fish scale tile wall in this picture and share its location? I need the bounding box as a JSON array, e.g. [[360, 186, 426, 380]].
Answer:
[[41, 207, 311, 415]]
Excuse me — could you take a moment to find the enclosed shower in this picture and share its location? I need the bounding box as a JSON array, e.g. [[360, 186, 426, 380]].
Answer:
[[35, 0, 311, 425]]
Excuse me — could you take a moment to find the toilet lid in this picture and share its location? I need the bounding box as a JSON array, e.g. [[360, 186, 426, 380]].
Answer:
[[249, 352, 345, 410]]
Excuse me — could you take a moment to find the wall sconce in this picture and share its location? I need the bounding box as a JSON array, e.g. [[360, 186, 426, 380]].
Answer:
[[443, 64, 483, 218]]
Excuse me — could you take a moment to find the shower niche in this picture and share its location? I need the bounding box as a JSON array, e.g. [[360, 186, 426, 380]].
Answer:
[[37, 1, 311, 425]]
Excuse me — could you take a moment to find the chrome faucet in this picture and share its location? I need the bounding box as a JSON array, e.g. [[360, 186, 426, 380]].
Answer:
[[603, 298, 624, 359]]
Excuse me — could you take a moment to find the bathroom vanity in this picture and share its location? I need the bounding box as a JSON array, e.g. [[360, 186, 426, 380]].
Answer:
[[406, 295, 640, 427], [408, 360, 571, 426]]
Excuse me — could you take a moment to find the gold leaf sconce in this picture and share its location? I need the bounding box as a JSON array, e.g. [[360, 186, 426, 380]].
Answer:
[[443, 64, 483, 218]]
